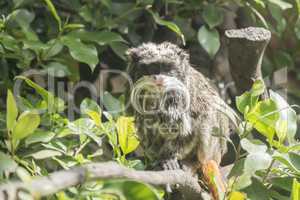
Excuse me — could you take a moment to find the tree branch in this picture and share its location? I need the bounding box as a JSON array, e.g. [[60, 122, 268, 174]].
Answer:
[[0, 162, 204, 200], [225, 27, 271, 95]]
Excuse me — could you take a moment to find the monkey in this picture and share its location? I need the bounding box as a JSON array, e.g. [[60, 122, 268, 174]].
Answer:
[[126, 42, 232, 200]]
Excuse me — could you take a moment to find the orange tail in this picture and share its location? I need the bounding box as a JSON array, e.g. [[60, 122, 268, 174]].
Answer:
[[202, 160, 226, 200]]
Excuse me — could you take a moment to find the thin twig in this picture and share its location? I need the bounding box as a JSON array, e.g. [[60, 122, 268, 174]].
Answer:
[[262, 159, 275, 183]]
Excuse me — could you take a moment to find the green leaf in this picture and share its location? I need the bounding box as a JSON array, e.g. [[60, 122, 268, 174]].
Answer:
[[102, 91, 123, 117], [27, 149, 62, 160], [246, 99, 279, 140], [80, 99, 102, 126], [236, 80, 265, 114], [269, 190, 290, 200], [25, 130, 55, 146], [110, 42, 129, 60], [275, 119, 287, 143], [44, 62, 71, 77], [243, 178, 271, 200], [0, 44, 4, 53], [254, 0, 266, 8], [289, 153, 300, 172], [202, 4, 224, 29], [16, 76, 65, 113], [42, 39, 64, 59], [23, 40, 48, 54], [79, 5, 93, 22], [241, 138, 267, 154], [12, 110, 40, 140], [250, 80, 265, 96], [6, 90, 18, 131], [0, 33, 20, 51], [128, 159, 146, 170], [244, 152, 272, 175], [228, 158, 245, 178], [110, 2, 135, 15], [270, 90, 297, 144], [9, 9, 34, 28], [0, 152, 18, 174], [273, 152, 300, 174], [288, 143, 300, 152], [236, 92, 258, 114], [61, 36, 99, 71], [80, 98, 101, 115], [9, 9, 38, 41], [138, 0, 153, 6], [228, 191, 246, 200], [148, 10, 185, 44], [63, 23, 85, 31], [101, 0, 112, 8], [294, 18, 300, 40], [291, 179, 300, 200], [234, 173, 252, 190], [295, 0, 300, 40], [296, 0, 300, 14], [248, 5, 269, 28], [68, 118, 102, 146], [123, 181, 161, 200], [197, 26, 220, 58], [86, 110, 102, 127], [16, 76, 50, 101], [13, 0, 26, 8], [268, 3, 287, 35], [43, 0, 62, 31], [271, 177, 293, 191], [69, 30, 126, 45], [273, 51, 294, 69], [117, 116, 139, 155], [266, 0, 292, 10], [102, 180, 161, 200]]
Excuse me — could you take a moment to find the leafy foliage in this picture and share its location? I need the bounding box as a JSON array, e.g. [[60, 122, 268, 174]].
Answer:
[[228, 80, 299, 199], [0, 77, 159, 199], [0, 0, 300, 200]]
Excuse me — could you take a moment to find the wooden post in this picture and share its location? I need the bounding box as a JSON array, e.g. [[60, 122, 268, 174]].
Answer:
[[225, 27, 271, 95]]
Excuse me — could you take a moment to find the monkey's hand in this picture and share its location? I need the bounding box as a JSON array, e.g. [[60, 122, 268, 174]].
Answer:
[[160, 158, 181, 193]]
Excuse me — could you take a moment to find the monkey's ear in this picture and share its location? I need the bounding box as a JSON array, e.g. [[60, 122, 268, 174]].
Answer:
[[126, 48, 139, 62]]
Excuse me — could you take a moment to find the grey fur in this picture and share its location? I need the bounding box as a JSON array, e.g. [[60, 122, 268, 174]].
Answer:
[[127, 42, 230, 172]]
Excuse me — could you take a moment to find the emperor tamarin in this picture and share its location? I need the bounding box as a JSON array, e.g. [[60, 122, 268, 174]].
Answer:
[[126, 42, 231, 200]]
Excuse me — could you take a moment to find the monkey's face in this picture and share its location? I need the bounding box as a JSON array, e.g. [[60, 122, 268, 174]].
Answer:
[[130, 71, 189, 113], [130, 72, 191, 139], [129, 63, 191, 138]]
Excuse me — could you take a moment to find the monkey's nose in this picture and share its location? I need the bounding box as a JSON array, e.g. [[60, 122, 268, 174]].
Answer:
[[153, 76, 164, 87]]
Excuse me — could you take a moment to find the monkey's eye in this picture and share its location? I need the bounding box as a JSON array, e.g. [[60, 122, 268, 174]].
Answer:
[[139, 64, 172, 76], [159, 65, 172, 73], [141, 64, 161, 75]]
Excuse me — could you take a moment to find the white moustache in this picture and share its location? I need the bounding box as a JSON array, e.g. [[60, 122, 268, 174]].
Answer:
[[130, 75, 190, 115]]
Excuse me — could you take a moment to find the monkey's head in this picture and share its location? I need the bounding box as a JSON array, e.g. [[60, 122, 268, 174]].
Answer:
[[126, 42, 190, 84], [127, 42, 192, 138]]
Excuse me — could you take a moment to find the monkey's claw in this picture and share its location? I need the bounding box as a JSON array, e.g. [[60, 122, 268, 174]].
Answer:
[[161, 158, 181, 171]]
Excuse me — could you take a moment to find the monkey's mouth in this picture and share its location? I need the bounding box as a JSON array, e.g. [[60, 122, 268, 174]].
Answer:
[[130, 76, 190, 115]]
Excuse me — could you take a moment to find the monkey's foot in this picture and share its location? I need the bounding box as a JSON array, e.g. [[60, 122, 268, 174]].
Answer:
[[202, 160, 226, 200], [160, 158, 181, 193]]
